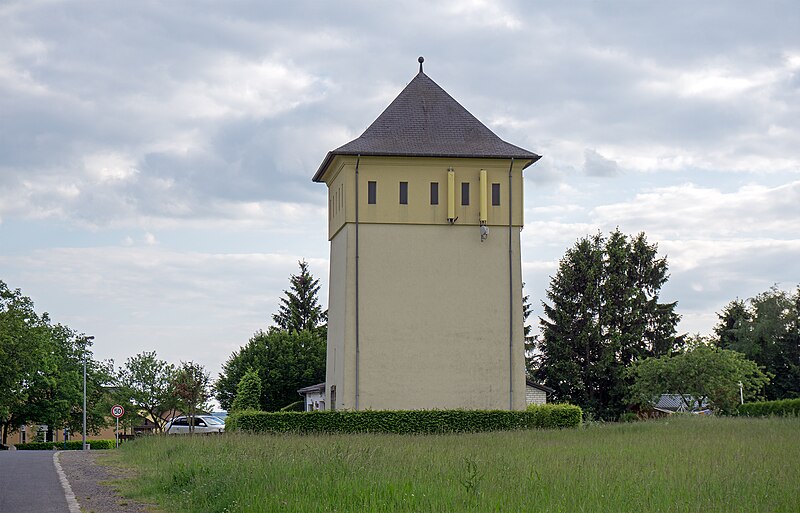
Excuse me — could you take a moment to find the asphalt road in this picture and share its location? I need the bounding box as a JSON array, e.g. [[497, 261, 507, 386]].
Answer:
[[0, 451, 71, 513]]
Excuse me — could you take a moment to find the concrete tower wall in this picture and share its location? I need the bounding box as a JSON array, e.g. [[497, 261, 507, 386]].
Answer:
[[323, 156, 527, 411]]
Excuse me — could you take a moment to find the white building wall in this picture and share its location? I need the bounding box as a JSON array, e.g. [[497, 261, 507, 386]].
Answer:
[[304, 390, 326, 411], [525, 385, 547, 405]]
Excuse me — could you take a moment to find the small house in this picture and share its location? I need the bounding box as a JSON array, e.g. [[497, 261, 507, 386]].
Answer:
[[653, 394, 710, 414], [298, 382, 326, 411], [525, 380, 553, 406]]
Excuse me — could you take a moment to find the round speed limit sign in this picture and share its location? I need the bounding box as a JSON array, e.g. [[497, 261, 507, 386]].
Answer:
[[111, 405, 125, 418]]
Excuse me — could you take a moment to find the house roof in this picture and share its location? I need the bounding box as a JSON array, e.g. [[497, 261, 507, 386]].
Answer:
[[525, 379, 554, 395], [654, 394, 708, 411], [297, 382, 326, 394], [313, 63, 541, 182]]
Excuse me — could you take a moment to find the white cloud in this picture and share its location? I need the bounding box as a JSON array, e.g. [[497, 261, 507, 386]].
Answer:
[[592, 181, 800, 238], [522, 220, 600, 250], [641, 66, 776, 100], [83, 152, 138, 183], [167, 55, 329, 121], [583, 148, 620, 177], [441, 0, 522, 30]]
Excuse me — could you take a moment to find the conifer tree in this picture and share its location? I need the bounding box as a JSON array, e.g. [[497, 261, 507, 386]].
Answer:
[[533, 230, 679, 419], [272, 260, 325, 333]]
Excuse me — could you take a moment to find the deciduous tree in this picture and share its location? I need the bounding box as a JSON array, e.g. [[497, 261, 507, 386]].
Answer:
[[215, 329, 325, 411], [115, 351, 178, 431], [628, 339, 769, 413], [1, 280, 50, 445], [1, 281, 110, 445], [714, 286, 800, 399], [173, 361, 211, 434], [231, 369, 262, 411]]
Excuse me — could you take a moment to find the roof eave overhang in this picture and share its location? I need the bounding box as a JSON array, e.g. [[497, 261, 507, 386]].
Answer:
[[313, 152, 542, 183], [525, 379, 554, 394]]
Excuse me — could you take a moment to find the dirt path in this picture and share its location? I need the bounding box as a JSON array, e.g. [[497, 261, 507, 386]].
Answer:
[[57, 450, 158, 513]]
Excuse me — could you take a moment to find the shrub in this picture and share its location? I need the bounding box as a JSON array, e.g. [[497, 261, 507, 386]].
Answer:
[[227, 404, 582, 434], [15, 439, 117, 450], [619, 412, 639, 423], [738, 398, 800, 417], [231, 369, 262, 412], [280, 400, 304, 412]]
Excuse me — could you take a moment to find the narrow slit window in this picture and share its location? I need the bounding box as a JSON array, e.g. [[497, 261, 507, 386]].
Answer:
[[492, 183, 501, 206], [461, 182, 470, 205], [368, 181, 377, 204], [399, 181, 408, 204], [430, 182, 439, 205]]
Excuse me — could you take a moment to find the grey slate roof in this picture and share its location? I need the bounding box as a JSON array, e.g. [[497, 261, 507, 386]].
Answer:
[[654, 394, 709, 412], [297, 382, 325, 395], [525, 379, 554, 394], [313, 71, 540, 182]]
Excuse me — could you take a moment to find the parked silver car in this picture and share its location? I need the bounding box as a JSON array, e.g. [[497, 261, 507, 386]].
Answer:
[[165, 415, 225, 434]]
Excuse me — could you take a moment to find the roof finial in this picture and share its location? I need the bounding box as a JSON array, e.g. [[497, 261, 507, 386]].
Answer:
[[418, 56, 424, 73]]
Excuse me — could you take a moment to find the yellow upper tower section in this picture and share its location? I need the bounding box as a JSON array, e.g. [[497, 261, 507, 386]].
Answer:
[[321, 156, 530, 239], [314, 58, 541, 239]]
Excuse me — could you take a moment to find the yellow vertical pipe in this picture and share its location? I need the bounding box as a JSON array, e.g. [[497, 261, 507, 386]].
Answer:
[[447, 169, 455, 221], [479, 169, 488, 224]]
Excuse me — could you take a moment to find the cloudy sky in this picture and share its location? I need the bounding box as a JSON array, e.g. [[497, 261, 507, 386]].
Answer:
[[2, 1, 798, 388]]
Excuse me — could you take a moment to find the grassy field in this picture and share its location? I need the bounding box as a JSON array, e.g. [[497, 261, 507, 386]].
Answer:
[[107, 416, 800, 513]]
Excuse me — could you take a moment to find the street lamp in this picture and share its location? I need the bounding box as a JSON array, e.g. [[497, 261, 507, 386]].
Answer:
[[82, 335, 95, 451]]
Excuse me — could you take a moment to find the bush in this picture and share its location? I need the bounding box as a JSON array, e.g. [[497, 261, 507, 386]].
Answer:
[[738, 398, 800, 417], [619, 412, 639, 423], [227, 404, 582, 434], [280, 400, 305, 412], [15, 439, 117, 450], [231, 369, 262, 412]]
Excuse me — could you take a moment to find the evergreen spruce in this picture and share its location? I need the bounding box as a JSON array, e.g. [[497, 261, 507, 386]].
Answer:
[[272, 260, 325, 333], [533, 230, 679, 420]]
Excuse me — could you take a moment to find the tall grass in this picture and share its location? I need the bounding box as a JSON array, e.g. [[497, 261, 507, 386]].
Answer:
[[107, 416, 800, 512]]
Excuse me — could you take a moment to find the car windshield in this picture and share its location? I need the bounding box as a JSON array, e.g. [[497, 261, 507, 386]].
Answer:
[[204, 417, 223, 425]]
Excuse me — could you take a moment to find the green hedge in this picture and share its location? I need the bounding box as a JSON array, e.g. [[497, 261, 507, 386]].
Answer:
[[227, 404, 581, 434], [738, 398, 800, 417], [14, 439, 117, 450]]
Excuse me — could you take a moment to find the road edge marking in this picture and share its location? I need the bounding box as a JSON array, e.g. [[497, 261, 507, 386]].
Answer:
[[53, 451, 82, 513]]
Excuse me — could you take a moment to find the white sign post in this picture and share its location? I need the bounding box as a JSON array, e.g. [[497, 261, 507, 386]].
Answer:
[[111, 405, 125, 448]]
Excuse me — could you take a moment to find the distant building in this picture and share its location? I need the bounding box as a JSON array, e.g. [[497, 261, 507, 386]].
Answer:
[[313, 58, 540, 411], [653, 394, 710, 414], [525, 380, 554, 406], [297, 382, 326, 411]]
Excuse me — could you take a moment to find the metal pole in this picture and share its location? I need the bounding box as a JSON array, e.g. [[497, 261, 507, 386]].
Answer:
[[115, 417, 119, 448], [739, 381, 744, 405], [83, 351, 87, 450]]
